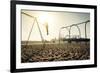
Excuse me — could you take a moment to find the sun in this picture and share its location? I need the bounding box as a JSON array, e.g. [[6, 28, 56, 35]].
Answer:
[[38, 12, 50, 24], [37, 12, 51, 40]]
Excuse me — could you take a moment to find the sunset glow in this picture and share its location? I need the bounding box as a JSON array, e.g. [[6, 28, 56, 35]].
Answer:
[[21, 10, 90, 41]]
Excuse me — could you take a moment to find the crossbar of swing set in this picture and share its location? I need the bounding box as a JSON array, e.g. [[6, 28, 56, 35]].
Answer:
[[61, 20, 90, 29], [21, 12, 35, 18]]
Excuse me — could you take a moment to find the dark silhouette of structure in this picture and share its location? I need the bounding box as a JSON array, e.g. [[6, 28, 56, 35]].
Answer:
[[22, 12, 45, 48], [59, 20, 90, 44]]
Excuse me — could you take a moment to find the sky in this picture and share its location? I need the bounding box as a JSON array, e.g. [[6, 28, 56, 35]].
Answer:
[[21, 10, 90, 41]]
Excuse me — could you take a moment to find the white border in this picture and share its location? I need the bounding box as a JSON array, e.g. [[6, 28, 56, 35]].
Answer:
[[16, 4, 94, 69]]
